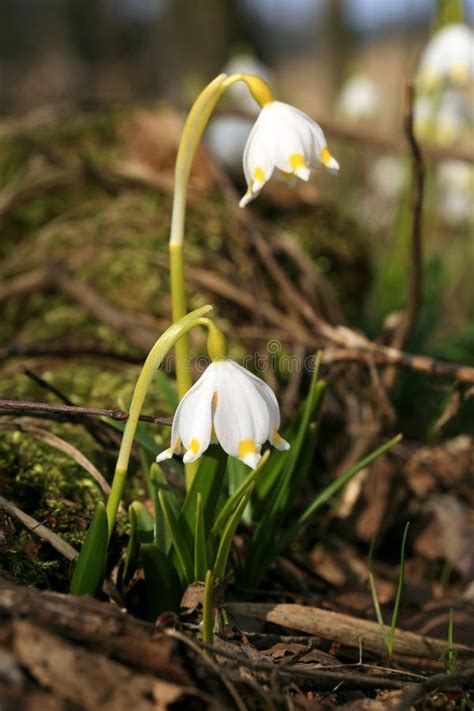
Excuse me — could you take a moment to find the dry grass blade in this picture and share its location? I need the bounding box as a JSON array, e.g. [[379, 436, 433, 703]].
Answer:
[[0, 422, 110, 496], [0, 496, 78, 561]]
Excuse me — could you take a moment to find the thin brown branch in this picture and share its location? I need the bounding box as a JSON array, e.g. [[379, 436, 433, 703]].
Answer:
[[0, 398, 172, 426], [384, 81, 425, 388], [393, 668, 474, 711], [169, 631, 407, 692]]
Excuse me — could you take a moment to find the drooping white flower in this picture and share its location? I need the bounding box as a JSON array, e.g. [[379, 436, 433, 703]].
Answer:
[[239, 100, 339, 207], [156, 359, 290, 469], [417, 23, 474, 88], [336, 74, 381, 121]]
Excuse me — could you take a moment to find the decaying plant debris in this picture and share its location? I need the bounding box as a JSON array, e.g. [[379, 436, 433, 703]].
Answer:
[[0, 97, 473, 710]]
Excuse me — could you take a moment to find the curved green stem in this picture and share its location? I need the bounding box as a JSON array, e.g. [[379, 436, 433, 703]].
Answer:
[[168, 72, 273, 490], [106, 305, 212, 537]]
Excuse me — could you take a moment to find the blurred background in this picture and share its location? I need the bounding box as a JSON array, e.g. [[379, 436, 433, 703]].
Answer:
[[0, 0, 472, 114]]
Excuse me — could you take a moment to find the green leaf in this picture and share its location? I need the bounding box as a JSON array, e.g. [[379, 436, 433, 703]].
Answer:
[[180, 445, 227, 538], [202, 570, 214, 644], [274, 434, 403, 559], [122, 501, 155, 584], [388, 521, 410, 658], [105, 416, 159, 457], [158, 490, 194, 584], [149, 463, 181, 553], [213, 484, 254, 580], [154, 369, 179, 410], [194, 493, 208, 582], [212, 450, 270, 535], [70, 501, 108, 596], [226, 457, 253, 524], [141, 543, 182, 618], [245, 370, 325, 582]]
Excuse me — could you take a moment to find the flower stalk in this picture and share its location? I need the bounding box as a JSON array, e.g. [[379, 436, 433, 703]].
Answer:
[[106, 305, 214, 537], [168, 71, 274, 488]]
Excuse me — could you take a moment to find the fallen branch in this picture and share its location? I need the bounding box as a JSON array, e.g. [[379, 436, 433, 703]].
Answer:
[[227, 603, 474, 662], [0, 398, 172, 426]]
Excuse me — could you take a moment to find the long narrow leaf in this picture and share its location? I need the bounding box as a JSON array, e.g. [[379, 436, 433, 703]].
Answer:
[[273, 434, 403, 559], [150, 463, 180, 553], [141, 543, 182, 617], [70, 501, 108, 596], [158, 490, 194, 584], [181, 445, 227, 537], [202, 570, 214, 645], [213, 484, 254, 580], [245, 370, 324, 582], [388, 521, 410, 657], [194, 493, 208, 581], [122, 501, 154, 584], [212, 451, 270, 535]]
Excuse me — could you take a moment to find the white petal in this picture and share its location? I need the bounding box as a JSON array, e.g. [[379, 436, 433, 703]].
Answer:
[[166, 367, 216, 464], [242, 451, 261, 469], [212, 360, 270, 460], [230, 361, 290, 452], [156, 447, 173, 463]]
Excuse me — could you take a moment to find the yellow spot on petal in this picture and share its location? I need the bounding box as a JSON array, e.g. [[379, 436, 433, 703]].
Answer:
[[190, 438, 200, 454], [238, 439, 257, 458], [272, 430, 283, 445], [254, 166, 265, 182], [289, 153, 307, 171], [320, 147, 332, 166]]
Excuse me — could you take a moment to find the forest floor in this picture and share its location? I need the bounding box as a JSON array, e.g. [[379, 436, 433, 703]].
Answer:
[[0, 104, 473, 710]]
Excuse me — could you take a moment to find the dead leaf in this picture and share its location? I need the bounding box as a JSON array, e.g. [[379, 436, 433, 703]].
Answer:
[[404, 436, 473, 496], [415, 494, 474, 578], [12, 620, 191, 711]]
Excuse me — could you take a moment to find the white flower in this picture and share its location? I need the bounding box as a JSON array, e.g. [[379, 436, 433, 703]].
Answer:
[[156, 358, 289, 469], [414, 89, 471, 144], [417, 23, 474, 88], [436, 160, 474, 224], [239, 100, 339, 207], [336, 75, 381, 121]]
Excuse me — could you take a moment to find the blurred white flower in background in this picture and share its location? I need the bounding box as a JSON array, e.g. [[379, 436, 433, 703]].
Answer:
[[436, 160, 474, 224], [368, 155, 407, 201], [336, 74, 381, 121], [414, 89, 471, 144], [156, 359, 290, 469], [206, 115, 254, 172], [240, 101, 339, 206], [417, 23, 474, 88]]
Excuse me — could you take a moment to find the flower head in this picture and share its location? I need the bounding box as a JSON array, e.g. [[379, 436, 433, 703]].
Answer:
[[239, 100, 339, 207], [156, 358, 289, 469], [417, 23, 474, 88]]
